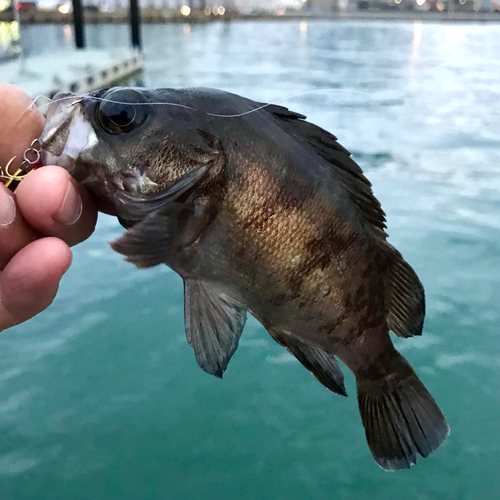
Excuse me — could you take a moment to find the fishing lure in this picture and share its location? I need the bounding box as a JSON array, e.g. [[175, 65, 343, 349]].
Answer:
[[0, 139, 42, 190]]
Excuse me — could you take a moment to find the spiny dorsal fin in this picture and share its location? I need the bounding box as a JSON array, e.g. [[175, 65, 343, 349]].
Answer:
[[264, 104, 425, 339], [384, 246, 425, 338], [264, 104, 387, 236], [270, 329, 347, 397], [184, 279, 247, 378]]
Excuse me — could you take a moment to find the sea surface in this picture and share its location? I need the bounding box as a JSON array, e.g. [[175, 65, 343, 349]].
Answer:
[[1, 20, 500, 500]]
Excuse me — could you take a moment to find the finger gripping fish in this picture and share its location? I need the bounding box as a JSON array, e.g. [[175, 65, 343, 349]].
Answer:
[[39, 87, 449, 470]]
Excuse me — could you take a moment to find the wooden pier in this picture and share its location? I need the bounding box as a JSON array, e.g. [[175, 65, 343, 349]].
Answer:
[[1, 49, 143, 100]]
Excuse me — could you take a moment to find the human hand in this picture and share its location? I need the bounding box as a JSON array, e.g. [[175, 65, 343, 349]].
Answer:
[[0, 84, 98, 331]]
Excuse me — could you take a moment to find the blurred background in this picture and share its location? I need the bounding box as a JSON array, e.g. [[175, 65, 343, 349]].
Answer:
[[1, 3, 500, 500]]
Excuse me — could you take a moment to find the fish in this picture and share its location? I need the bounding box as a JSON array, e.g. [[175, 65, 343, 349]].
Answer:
[[39, 87, 450, 470]]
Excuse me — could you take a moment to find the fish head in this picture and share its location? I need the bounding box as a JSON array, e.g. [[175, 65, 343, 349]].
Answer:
[[39, 87, 218, 226]]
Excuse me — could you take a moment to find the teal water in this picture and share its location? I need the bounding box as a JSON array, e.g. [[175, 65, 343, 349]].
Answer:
[[2, 21, 500, 499]]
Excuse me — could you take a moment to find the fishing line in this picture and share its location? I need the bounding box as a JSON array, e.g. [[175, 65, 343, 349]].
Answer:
[[5, 85, 391, 191], [6, 86, 380, 186], [20, 87, 379, 124]]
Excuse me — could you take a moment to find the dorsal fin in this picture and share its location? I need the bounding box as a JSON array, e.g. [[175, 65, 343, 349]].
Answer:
[[263, 104, 387, 236], [264, 104, 425, 339]]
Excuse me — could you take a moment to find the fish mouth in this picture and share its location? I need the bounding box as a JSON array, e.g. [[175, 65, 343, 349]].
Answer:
[[40, 93, 98, 178], [39, 93, 152, 218]]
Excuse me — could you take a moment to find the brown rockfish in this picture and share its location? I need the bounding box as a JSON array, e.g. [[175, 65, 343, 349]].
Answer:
[[39, 87, 449, 470]]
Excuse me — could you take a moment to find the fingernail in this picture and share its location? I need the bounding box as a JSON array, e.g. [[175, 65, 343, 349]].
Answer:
[[0, 189, 16, 227], [54, 181, 83, 225]]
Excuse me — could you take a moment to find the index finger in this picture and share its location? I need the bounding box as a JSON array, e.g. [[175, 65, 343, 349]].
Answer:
[[0, 84, 45, 170]]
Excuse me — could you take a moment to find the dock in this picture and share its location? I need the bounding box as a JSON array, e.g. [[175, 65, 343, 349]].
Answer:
[[1, 49, 143, 100], [1, 7, 500, 24]]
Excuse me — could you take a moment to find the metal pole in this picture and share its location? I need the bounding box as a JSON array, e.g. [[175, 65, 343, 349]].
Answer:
[[130, 0, 142, 50], [72, 0, 85, 49]]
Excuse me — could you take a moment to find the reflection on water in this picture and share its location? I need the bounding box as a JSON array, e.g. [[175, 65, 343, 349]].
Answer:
[[1, 20, 500, 500], [408, 20, 421, 74], [62, 23, 72, 43]]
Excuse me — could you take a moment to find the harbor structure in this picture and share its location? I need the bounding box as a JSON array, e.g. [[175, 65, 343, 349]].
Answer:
[[1, 0, 144, 98]]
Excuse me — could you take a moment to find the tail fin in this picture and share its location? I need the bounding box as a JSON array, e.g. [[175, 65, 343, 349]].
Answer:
[[356, 351, 449, 471]]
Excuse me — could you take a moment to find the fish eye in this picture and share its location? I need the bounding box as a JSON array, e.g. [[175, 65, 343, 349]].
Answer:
[[95, 88, 148, 135]]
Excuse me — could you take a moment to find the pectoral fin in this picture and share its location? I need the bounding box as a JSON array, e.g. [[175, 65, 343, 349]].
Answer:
[[184, 279, 247, 378], [110, 200, 213, 268]]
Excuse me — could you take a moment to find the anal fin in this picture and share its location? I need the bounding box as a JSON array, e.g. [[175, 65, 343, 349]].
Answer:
[[270, 330, 347, 397], [184, 280, 247, 378]]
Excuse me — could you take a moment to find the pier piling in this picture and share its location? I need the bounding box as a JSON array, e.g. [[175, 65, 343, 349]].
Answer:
[[130, 0, 142, 50], [72, 0, 85, 48]]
